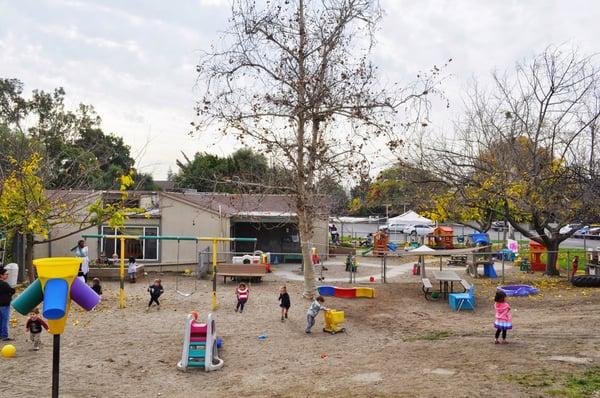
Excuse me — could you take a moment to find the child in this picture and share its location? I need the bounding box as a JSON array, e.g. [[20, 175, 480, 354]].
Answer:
[[494, 290, 512, 344], [148, 279, 164, 310], [25, 308, 48, 351], [91, 278, 102, 295], [305, 296, 328, 334], [235, 283, 249, 313], [278, 286, 291, 322], [128, 257, 137, 283], [572, 256, 579, 278]]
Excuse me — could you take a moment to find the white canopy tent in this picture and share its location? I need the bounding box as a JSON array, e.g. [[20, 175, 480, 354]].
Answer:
[[387, 210, 433, 226]]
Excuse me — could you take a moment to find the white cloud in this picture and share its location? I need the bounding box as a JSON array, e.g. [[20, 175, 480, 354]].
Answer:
[[1, 0, 600, 179]]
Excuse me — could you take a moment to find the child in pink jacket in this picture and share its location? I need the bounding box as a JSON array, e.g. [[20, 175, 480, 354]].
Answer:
[[494, 290, 512, 344]]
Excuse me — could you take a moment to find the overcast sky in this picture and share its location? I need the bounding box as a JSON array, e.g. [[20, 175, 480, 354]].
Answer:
[[1, 0, 598, 179]]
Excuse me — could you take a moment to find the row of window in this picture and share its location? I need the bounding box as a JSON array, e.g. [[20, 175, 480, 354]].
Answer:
[[100, 226, 159, 261]]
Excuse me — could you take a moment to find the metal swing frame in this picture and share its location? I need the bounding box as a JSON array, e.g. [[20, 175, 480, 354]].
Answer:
[[175, 238, 199, 297]]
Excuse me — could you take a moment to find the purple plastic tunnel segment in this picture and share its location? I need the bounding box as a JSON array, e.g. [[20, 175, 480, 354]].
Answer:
[[70, 277, 101, 310]]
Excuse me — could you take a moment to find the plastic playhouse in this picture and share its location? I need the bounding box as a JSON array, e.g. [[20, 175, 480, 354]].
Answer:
[[529, 241, 546, 272], [177, 312, 224, 372], [317, 285, 375, 298], [373, 231, 389, 256], [428, 226, 454, 249], [323, 309, 345, 334]]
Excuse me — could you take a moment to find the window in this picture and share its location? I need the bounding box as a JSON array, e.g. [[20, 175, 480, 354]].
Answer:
[[101, 226, 159, 261]]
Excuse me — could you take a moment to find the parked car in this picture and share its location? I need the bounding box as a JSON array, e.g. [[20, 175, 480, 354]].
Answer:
[[573, 226, 590, 238], [402, 224, 435, 236], [381, 223, 408, 233], [573, 226, 600, 239], [491, 221, 508, 231]]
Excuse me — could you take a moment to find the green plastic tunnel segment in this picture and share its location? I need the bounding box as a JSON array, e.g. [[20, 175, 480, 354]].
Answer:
[[12, 279, 44, 315]]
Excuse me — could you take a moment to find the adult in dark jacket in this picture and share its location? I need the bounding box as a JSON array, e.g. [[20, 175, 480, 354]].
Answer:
[[0, 268, 16, 340]]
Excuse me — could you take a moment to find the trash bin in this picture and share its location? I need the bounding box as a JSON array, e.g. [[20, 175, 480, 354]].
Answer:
[[4, 263, 18, 287]]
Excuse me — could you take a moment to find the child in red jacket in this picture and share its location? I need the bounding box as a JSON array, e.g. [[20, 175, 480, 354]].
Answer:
[[26, 308, 48, 351], [235, 283, 249, 313]]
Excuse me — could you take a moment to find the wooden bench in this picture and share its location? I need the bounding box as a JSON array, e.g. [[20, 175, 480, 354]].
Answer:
[[217, 264, 267, 284], [421, 278, 434, 300]]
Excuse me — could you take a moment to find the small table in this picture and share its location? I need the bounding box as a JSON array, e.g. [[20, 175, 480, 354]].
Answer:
[[432, 270, 462, 298]]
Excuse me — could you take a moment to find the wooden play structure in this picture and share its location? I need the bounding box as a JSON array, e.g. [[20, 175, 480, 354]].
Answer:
[[529, 240, 546, 272], [466, 233, 496, 278], [586, 247, 600, 276], [373, 231, 389, 256], [428, 226, 454, 249]]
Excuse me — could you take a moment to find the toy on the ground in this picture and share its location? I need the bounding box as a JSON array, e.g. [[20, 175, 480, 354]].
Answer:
[[1, 344, 16, 358], [323, 309, 345, 334], [177, 311, 224, 372], [498, 285, 539, 297], [11, 257, 100, 398], [317, 285, 375, 298]]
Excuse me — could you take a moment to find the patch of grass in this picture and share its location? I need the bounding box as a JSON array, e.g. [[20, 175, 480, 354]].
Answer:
[[507, 368, 600, 397], [560, 367, 600, 397], [505, 372, 557, 388], [404, 331, 451, 342]]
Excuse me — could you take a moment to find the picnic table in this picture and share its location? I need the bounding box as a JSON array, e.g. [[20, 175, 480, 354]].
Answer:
[[432, 270, 462, 298]]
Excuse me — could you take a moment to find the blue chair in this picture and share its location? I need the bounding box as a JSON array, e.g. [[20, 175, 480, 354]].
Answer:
[[448, 286, 475, 311]]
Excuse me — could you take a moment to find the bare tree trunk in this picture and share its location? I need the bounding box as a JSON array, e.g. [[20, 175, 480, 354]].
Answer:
[[545, 240, 560, 276], [25, 233, 35, 282], [297, 198, 317, 298]]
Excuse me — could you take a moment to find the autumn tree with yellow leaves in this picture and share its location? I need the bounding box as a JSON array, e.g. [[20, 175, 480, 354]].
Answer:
[[425, 47, 600, 275], [0, 152, 141, 281]]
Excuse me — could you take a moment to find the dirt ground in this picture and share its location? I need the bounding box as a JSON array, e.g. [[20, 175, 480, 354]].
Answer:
[[2, 260, 600, 398]]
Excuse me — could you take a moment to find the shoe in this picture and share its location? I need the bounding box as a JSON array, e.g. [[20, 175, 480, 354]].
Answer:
[[494, 340, 499, 344], [305, 330, 311, 334], [235, 308, 238, 313], [281, 317, 285, 322], [2, 338, 14, 341], [285, 313, 288, 319]]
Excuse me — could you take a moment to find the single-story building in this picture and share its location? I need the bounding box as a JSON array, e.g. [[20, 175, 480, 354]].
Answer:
[[34, 190, 328, 266]]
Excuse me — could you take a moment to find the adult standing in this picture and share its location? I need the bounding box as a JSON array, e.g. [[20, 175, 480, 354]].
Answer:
[[0, 268, 16, 341], [73, 240, 90, 282]]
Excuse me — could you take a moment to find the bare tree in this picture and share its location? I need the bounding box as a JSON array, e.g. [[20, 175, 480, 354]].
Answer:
[[193, 0, 443, 296], [425, 47, 600, 275]]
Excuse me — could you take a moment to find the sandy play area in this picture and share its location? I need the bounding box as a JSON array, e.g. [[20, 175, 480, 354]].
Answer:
[[3, 258, 600, 397]]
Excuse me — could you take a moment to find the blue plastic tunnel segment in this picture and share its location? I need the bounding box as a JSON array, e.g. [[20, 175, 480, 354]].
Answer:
[[42, 279, 69, 320]]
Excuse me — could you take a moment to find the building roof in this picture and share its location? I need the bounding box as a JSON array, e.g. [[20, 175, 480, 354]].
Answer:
[[154, 180, 176, 191], [161, 192, 298, 217], [434, 226, 454, 233]]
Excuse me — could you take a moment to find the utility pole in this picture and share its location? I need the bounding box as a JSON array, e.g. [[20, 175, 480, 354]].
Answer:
[[384, 204, 391, 221]]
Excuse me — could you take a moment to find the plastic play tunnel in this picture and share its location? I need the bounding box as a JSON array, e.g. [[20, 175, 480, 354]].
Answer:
[[70, 277, 101, 310], [317, 285, 375, 299], [43, 279, 69, 319], [12, 279, 43, 315]]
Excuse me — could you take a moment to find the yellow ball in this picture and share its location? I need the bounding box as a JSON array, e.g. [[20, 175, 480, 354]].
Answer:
[[1, 344, 16, 358]]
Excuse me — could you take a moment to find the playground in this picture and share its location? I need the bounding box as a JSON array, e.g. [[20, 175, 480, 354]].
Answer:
[[3, 256, 600, 398]]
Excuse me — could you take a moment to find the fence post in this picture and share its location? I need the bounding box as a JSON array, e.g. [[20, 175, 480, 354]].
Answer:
[[567, 251, 571, 281]]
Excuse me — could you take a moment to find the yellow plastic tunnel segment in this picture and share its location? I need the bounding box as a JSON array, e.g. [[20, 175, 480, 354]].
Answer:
[[354, 287, 375, 298]]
